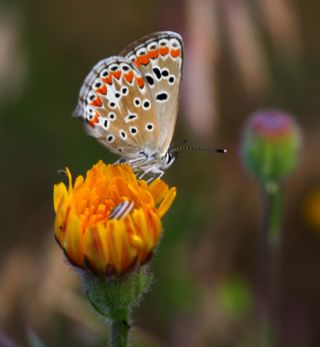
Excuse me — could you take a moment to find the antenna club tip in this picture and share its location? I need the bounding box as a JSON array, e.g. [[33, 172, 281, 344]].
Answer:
[[217, 149, 228, 153]]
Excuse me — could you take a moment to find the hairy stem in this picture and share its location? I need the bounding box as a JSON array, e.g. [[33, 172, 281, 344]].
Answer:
[[109, 310, 130, 347]]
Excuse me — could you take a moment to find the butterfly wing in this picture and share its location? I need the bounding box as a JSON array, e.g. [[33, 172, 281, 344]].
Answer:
[[121, 31, 184, 157], [74, 56, 161, 159]]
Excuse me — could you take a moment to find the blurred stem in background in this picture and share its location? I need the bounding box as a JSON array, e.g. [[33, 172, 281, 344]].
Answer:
[[263, 182, 283, 245], [241, 109, 302, 346], [259, 181, 283, 346]]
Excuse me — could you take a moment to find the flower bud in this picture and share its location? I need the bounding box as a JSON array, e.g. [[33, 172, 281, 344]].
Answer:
[[241, 109, 302, 184]]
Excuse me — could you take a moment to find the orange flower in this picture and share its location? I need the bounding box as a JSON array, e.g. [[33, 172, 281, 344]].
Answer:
[[53, 161, 176, 275]]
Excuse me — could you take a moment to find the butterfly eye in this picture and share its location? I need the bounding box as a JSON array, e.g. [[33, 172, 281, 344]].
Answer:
[[109, 64, 119, 72], [142, 99, 151, 110], [100, 69, 109, 77], [145, 123, 154, 132], [108, 112, 116, 121], [159, 39, 168, 47]]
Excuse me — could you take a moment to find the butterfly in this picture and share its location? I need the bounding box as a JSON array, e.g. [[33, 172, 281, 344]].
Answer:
[[74, 31, 183, 180]]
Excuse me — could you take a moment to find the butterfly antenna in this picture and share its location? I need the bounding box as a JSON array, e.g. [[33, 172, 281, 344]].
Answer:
[[170, 145, 227, 154]]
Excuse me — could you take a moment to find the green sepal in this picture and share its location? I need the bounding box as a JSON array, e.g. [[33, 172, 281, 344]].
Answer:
[[83, 265, 152, 321]]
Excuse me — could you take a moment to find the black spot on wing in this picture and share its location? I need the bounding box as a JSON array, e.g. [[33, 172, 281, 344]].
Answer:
[[152, 67, 161, 79], [156, 92, 168, 101], [146, 75, 154, 86]]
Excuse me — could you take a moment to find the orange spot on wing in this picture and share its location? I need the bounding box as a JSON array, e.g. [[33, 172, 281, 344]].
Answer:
[[171, 48, 181, 58], [90, 97, 102, 108], [137, 54, 150, 66], [112, 70, 121, 80], [148, 49, 159, 59], [134, 59, 141, 68], [88, 113, 99, 127], [125, 70, 134, 83], [102, 75, 113, 85], [159, 47, 169, 56], [96, 84, 107, 95], [136, 77, 144, 89]]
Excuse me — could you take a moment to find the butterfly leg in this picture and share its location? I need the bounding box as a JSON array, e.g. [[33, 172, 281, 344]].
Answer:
[[145, 169, 165, 183], [157, 170, 165, 179], [137, 167, 155, 180], [114, 158, 127, 164], [128, 157, 148, 165]]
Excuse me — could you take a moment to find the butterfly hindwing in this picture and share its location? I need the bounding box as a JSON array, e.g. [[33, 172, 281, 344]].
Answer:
[[75, 56, 161, 158], [121, 31, 184, 156]]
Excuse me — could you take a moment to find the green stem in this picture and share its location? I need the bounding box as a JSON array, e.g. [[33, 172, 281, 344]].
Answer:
[[109, 312, 130, 347], [265, 181, 283, 245], [258, 181, 283, 346]]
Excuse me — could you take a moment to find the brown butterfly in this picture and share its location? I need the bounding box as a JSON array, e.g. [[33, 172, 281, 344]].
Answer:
[[74, 31, 184, 180]]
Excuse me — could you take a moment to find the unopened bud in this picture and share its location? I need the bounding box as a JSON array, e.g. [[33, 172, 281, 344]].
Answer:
[[241, 109, 302, 184]]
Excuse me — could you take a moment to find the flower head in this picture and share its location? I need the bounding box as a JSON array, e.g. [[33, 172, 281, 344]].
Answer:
[[241, 109, 302, 184], [53, 161, 176, 275]]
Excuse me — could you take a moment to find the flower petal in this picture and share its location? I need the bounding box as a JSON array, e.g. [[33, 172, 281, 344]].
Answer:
[[148, 179, 169, 206], [85, 225, 108, 273], [158, 187, 177, 218], [63, 208, 84, 266], [53, 183, 67, 213]]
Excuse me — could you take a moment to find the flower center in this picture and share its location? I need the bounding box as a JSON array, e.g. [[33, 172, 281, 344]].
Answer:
[[73, 178, 122, 230]]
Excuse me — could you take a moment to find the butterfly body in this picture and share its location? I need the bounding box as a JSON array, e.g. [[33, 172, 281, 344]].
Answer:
[[75, 31, 183, 179]]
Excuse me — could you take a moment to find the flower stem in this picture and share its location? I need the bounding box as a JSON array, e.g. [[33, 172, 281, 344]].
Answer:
[[109, 313, 130, 347], [258, 181, 283, 346], [265, 182, 283, 245]]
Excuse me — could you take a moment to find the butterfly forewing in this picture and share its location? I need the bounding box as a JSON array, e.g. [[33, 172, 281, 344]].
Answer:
[[75, 56, 161, 158], [121, 31, 184, 157]]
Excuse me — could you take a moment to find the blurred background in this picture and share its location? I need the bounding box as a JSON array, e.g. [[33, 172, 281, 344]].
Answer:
[[1, 0, 320, 346]]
